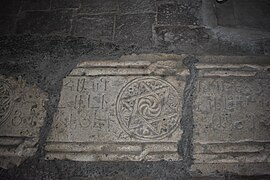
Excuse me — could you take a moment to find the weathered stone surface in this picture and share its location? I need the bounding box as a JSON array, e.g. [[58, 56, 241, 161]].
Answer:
[[118, 0, 155, 14], [16, 10, 73, 35], [79, 0, 118, 14], [153, 26, 209, 50], [157, 2, 199, 26], [0, 75, 47, 169], [0, 15, 16, 34], [233, 0, 270, 31], [46, 54, 188, 161], [21, 0, 51, 11], [215, 0, 236, 27], [72, 15, 114, 41], [51, 0, 80, 9], [115, 14, 155, 46], [214, 0, 270, 31], [0, 0, 22, 15], [192, 56, 270, 176]]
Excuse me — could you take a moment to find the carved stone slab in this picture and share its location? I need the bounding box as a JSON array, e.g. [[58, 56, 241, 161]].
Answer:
[[0, 75, 47, 169], [46, 54, 188, 161], [192, 56, 270, 176]]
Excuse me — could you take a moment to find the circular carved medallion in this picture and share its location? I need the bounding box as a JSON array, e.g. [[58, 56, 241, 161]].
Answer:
[[116, 77, 181, 140], [0, 80, 14, 125]]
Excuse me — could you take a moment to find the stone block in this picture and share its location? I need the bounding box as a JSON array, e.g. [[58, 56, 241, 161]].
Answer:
[[51, 0, 80, 9], [72, 15, 114, 41], [16, 10, 73, 35], [157, 3, 199, 25], [0, 0, 22, 15], [21, 0, 51, 11], [154, 26, 209, 47], [234, 0, 270, 31], [215, 0, 236, 27], [192, 56, 270, 176], [79, 0, 118, 14], [0, 16, 16, 34], [0, 75, 47, 169], [115, 14, 155, 47], [118, 0, 156, 14], [46, 54, 188, 162]]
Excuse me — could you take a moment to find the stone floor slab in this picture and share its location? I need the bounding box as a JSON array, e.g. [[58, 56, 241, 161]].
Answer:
[[0, 75, 48, 169], [192, 56, 270, 176], [46, 54, 188, 162]]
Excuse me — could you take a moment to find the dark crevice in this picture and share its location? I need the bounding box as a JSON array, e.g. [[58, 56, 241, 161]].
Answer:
[[178, 56, 199, 178]]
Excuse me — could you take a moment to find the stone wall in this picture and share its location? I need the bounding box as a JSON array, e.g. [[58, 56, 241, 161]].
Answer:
[[1, 0, 270, 55], [0, 0, 270, 179]]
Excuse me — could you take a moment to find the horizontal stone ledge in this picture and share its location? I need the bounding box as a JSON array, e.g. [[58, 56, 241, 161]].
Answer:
[[0, 136, 29, 146], [193, 142, 269, 154], [45, 152, 180, 162], [198, 70, 258, 77], [45, 142, 177, 153], [195, 56, 270, 77], [45, 142, 180, 161], [195, 55, 270, 67], [70, 58, 188, 76], [77, 60, 152, 68], [193, 153, 270, 164]]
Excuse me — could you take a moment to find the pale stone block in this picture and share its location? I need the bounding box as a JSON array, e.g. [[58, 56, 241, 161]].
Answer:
[[46, 54, 187, 161], [0, 75, 47, 169], [192, 56, 270, 176]]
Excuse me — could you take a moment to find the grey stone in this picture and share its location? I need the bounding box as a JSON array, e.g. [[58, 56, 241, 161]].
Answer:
[[46, 54, 188, 162], [157, 3, 199, 25], [192, 56, 270, 176], [0, 0, 22, 15], [51, 0, 80, 9], [118, 0, 156, 14], [115, 14, 155, 46], [21, 0, 51, 11], [264, 40, 270, 56], [201, 0, 218, 27], [0, 75, 48, 169], [214, 0, 270, 31], [79, 0, 118, 15], [234, 0, 270, 31], [16, 10, 73, 35], [154, 26, 209, 48], [0, 15, 16, 34], [215, 0, 236, 27], [72, 15, 114, 41]]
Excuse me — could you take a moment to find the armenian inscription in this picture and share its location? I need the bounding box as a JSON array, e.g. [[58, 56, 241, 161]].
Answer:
[[46, 57, 187, 161], [0, 76, 47, 169], [192, 59, 270, 176], [194, 78, 270, 142]]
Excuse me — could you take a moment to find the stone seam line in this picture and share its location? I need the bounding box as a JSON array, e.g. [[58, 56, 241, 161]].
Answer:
[[178, 56, 198, 177], [37, 85, 62, 157]]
